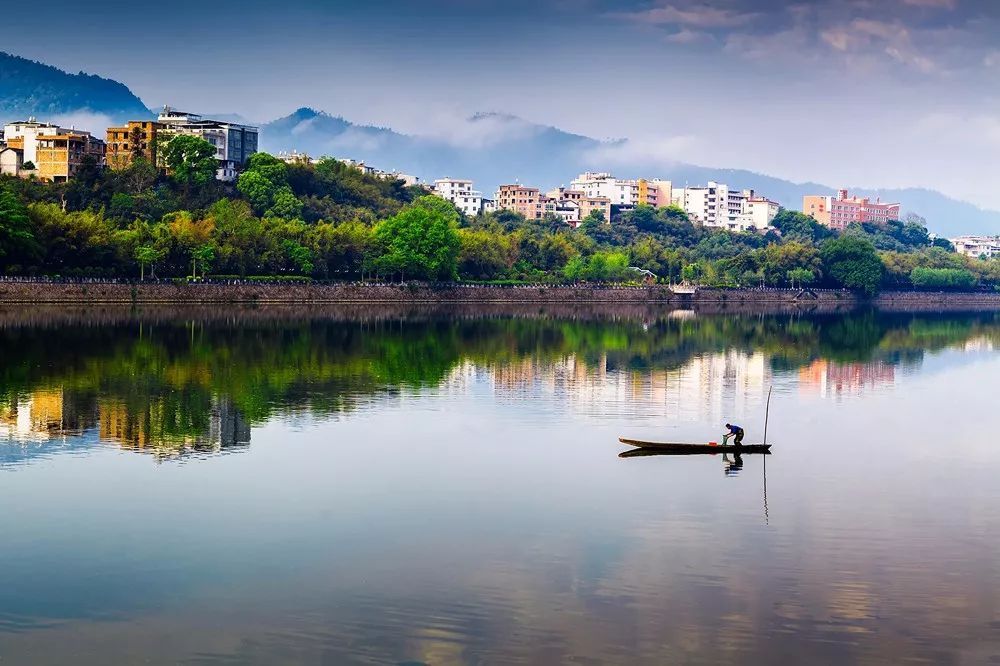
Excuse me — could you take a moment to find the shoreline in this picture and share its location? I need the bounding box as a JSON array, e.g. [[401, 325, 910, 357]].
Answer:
[[0, 281, 999, 310]]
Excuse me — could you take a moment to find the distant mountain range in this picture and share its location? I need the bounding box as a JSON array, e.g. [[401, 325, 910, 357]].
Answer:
[[2, 51, 999, 236], [0, 52, 150, 122]]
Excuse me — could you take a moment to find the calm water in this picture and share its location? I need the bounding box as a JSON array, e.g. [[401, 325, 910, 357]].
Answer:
[[1, 305, 999, 665]]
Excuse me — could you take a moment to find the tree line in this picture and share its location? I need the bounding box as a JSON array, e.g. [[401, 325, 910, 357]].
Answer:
[[1, 136, 999, 293]]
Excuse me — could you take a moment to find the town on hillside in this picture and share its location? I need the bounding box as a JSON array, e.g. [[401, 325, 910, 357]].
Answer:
[[1, 107, 997, 256]]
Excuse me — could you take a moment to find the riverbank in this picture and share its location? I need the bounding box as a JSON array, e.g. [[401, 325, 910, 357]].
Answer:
[[0, 280, 998, 310]]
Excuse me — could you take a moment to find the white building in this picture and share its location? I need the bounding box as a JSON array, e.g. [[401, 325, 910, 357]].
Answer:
[[157, 107, 259, 182], [673, 182, 778, 231], [950, 236, 1000, 259], [570, 172, 648, 207], [2, 118, 74, 166], [433, 178, 485, 216], [739, 194, 780, 231]]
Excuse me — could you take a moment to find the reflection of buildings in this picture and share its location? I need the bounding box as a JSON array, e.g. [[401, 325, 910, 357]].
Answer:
[[1, 390, 250, 464], [99, 396, 250, 458], [0, 389, 97, 441], [448, 350, 773, 424], [798, 360, 896, 398]]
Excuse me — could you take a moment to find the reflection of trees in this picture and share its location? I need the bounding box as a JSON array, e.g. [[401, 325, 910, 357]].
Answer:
[[1, 310, 998, 450]]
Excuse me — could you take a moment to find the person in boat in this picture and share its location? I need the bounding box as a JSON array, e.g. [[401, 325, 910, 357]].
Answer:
[[723, 423, 745, 447]]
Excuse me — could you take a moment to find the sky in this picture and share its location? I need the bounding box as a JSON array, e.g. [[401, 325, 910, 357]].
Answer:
[[6, 0, 1000, 208]]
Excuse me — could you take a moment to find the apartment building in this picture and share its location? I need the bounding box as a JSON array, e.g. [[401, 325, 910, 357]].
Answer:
[[35, 131, 105, 181], [803, 189, 901, 230], [495, 184, 544, 219], [740, 195, 780, 230], [546, 187, 612, 224], [156, 106, 258, 181], [3, 118, 71, 167], [434, 178, 485, 216], [570, 172, 654, 208], [672, 182, 729, 227], [105, 121, 162, 170], [950, 236, 1000, 259]]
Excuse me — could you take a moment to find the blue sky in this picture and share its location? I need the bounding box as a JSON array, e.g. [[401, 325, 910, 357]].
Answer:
[[6, 0, 1000, 207]]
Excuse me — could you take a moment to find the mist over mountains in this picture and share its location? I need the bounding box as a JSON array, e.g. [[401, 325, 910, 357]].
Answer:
[[2, 51, 999, 236]]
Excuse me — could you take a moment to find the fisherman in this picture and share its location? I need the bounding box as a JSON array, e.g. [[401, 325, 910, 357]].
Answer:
[[723, 423, 745, 447]]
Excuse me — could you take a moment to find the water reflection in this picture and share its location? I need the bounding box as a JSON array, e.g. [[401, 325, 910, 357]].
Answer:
[[2, 307, 999, 465], [0, 305, 999, 664]]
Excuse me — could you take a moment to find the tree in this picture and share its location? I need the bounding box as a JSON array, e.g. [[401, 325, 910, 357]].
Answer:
[[787, 267, 815, 289], [162, 135, 217, 189], [21, 161, 35, 171], [772, 209, 834, 244], [192, 244, 215, 279], [369, 196, 461, 281], [820, 236, 883, 296], [0, 186, 37, 268], [134, 244, 164, 280]]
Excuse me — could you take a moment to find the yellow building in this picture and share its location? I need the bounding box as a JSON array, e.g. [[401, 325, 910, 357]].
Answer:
[[35, 132, 105, 182], [105, 121, 163, 170]]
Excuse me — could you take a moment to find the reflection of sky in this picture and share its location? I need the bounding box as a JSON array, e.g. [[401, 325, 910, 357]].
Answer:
[[1, 339, 1000, 662]]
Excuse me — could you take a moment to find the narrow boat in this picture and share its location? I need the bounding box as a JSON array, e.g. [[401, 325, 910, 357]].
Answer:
[[618, 437, 772, 454]]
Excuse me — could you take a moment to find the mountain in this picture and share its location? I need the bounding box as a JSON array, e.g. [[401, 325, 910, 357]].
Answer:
[[259, 108, 1000, 237], [1, 49, 996, 237], [0, 52, 150, 123]]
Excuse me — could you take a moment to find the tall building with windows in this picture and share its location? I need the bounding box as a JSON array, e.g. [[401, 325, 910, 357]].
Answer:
[[105, 121, 163, 170], [803, 189, 900, 231], [433, 178, 485, 216], [35, 131, 105, 181], [154, 106, 259, 181], [495, 184, 544, 219], [570, 172, 652, 207]]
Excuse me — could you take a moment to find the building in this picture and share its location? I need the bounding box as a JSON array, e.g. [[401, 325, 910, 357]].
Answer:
[[570, 172, 652, 208], [105, 121, 163, 170], [950, 236, 1000, 259], [1, 118, 64, 167], [275, 150, 315, 165], [35, 131, 105, 182], [739, 194, 780, 231], [155, 106, 259, 181], [545, 187, 612, 225], [672, 182, 729, 228], [433, 178, 485, 216], [495, 184, 544, 219], [643, 179, 673, 208], [0, 146, 26, 176], [803, 189, 901, 231]]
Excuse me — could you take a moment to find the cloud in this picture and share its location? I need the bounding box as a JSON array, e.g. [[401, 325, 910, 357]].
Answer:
[[901, 0, 957, 8], [611, 3, 756, 29], [665, 28, 713, 44], [583, 134, 700, 168], [49, 111, 116, 135], [413, 111, 544, 150]]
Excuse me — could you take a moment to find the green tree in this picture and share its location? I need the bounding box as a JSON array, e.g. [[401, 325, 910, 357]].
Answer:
[[820, 236, 883, 296], [369, 196, 461, 280], [192, 244, 215, 279], [0, 186, 37, 268], [134, 244, 164, 280], [787, 267, 815, 289], [162, 135, 218, 189]]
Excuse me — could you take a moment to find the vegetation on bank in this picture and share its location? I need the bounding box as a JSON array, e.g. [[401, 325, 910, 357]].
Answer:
[[1, 140, 999, 293]]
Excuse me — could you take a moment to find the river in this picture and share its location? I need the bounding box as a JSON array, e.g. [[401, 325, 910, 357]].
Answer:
[[1, 305, 998, 664]]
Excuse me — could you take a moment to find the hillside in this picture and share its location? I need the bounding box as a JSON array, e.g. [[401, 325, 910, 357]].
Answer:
[[259, 108, 1000, 237], [0, 52, 150, 122]]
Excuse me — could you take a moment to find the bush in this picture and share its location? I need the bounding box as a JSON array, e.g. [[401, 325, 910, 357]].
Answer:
[[910, 267, 977, 290]]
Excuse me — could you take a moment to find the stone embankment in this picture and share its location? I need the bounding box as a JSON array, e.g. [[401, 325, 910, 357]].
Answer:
[[0, 280, 852, 305], [0, 279, 997, 310]]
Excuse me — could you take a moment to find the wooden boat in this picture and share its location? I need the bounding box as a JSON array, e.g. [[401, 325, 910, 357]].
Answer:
[[618, 437, 772, 455]]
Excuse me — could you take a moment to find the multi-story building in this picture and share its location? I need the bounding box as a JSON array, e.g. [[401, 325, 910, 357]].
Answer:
[[105, 121, 163, 170], [2, 118, 77, 170], [433, 178, 485, 216], [803, 189, 901, 231], [672, 182, 729, 228], [35, 131, 105, 182], [570, 172, 651, 208], [739, 194, 780, 230], [643, 179, 673, 208], [155, 106, 258, 181], [950, 236, 1000, 259], [495, 184, 544, 219], [546, 187, 612, 224]]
